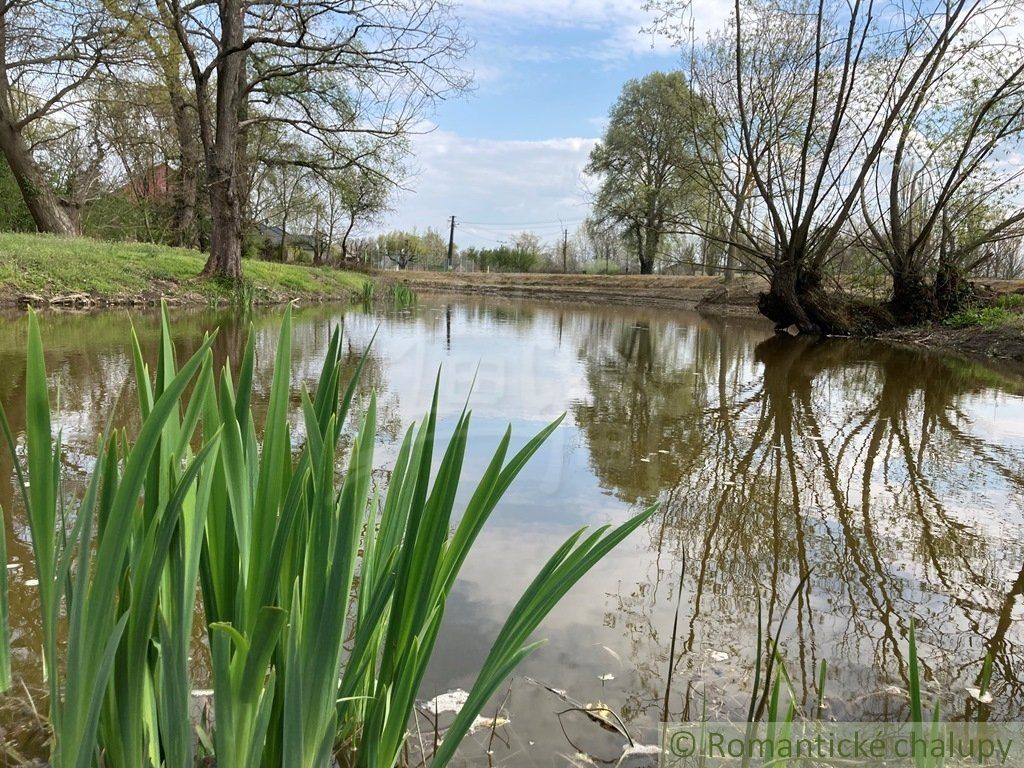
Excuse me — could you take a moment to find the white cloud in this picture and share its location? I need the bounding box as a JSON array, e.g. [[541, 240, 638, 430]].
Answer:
[[455, 0, 641, 27], [378, 128, 598, 246], [454, 0, 732, 68], [455, 0, 732, 37]]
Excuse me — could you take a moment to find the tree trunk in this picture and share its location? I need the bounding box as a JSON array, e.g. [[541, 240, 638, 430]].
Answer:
[[203, 183, 243, 281], [168, 87, 200, 248], [639, 228, 658, 275], [199, 0, 246, 282], [0, 118, 80, 235], [888, 267, 934, 324], [340, 214, 356, 262], [325, 204, 336, 265], [312, 208, 324, 265], [279, 207, 289, 262], [757, 260, 821, 333]]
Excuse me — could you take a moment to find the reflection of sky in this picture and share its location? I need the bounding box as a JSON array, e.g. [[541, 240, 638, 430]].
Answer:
[[7, 298, 1024, 762], [963, 393, 1024, 443], [341, 304, 593, 423]]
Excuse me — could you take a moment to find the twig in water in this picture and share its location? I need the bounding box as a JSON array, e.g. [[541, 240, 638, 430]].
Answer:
[[662, 552, 687, 723]]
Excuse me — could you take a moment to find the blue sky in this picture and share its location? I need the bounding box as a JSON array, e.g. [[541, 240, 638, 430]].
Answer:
[[380, 0, 731, 249]]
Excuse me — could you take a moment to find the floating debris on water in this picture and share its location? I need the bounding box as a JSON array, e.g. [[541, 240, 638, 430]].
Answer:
[[24, 579, 39, 587], [423, 688, 470, 714], [598, 673, 615, 682], [709, 651, 729, 662], [967, 687, 994, 704], [597, 644, 622, 667], [468, 715, 510, 734]]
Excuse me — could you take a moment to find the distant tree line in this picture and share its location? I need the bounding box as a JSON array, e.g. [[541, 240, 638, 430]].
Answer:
[[587, 0, 1024, 332], [0, 0, 469, 280]]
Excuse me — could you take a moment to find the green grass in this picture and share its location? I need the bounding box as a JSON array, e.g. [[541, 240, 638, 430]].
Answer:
[[944, 305, 1017, 329], [0, 306, 655, 767], [995, 292, 1024, 310], [0, 232, 369, 302]]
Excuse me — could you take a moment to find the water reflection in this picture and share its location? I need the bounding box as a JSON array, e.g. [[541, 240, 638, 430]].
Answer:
[[2, 298, 1024, 763], [585, 327, 1024, 731]]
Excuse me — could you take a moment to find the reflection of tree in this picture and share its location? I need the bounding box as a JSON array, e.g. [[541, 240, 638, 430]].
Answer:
[[572, 317, 748, 504], [578, 329, 1024, 723]]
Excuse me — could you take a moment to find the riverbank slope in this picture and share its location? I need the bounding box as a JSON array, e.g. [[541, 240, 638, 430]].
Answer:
[[389, 270, 1024, 362], [388, 270, 767, 316], [0, 232, 369, 307]]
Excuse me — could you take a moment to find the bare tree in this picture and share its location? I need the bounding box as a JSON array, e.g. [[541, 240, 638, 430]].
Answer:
[[0, 0, 123, 233], [164, 0, 469, 282]]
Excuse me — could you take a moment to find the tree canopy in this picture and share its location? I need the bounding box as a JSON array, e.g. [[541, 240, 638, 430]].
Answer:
[[586, 71, 714, 274]]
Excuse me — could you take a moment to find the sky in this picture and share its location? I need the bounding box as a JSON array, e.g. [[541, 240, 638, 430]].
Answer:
[[378, 0, 730, 249]]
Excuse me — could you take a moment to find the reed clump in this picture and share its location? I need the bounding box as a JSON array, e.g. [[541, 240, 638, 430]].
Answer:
[[0, 305, 655, 767]]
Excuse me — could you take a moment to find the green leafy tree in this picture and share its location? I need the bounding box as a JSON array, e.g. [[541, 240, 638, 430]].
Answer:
[[166, 0, 469, 282], [464, 239, 540, 273], [586, 71, 712, 274]]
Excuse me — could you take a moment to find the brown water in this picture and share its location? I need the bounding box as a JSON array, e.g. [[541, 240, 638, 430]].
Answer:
[[3, 296, 1024, 765]]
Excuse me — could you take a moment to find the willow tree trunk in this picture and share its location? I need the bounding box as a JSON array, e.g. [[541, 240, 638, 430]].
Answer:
[[0, 118, 80, 235], [889, 267, 934, 323], [204, 183, 244, 281], [757, 260, 821, 333]]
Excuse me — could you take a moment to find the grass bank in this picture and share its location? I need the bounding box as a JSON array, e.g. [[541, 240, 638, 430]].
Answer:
[[0, 232, 370, 306], [884, 292, 1024, 362]]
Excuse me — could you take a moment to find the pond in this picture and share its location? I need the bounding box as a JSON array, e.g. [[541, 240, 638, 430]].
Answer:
[[2, 295, 1024, 764]]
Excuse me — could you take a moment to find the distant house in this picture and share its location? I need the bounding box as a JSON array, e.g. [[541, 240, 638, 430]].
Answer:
[[256, 222, 322, 260], [120, 162, 175, 202]]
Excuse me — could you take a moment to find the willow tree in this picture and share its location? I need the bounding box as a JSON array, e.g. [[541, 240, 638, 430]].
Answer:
[[857, 5, 1024, 321], [165, 0, 468, 281], [651, 0, 1021, 333], [586, 71, 712, 275]]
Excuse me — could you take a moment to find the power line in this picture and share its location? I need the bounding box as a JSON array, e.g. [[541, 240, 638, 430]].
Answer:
[[459, 218, 586, 228], [457, 227, 509, 244]]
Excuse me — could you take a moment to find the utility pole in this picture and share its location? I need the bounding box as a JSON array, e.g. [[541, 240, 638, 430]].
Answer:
[[562, 228, 568, 273], [447, 215, 456, 271]]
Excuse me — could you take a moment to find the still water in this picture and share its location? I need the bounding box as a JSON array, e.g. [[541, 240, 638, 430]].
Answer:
[[3, 296, 1024, 764]]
